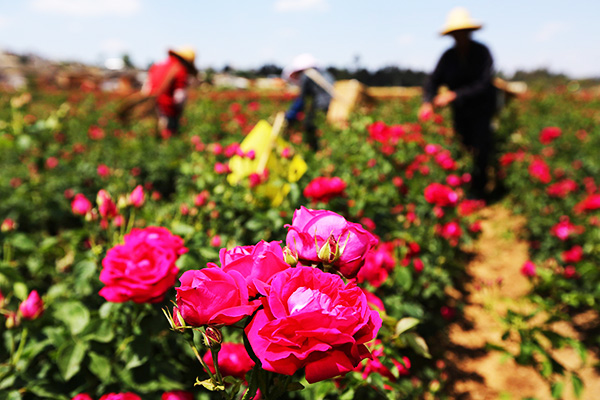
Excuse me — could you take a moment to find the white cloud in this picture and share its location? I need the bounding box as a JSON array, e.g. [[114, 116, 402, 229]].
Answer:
[[274, 0, 330, 13], [397, 34, 414, 46], [30, 0, 141, 17], [534, 21, 568, 42]]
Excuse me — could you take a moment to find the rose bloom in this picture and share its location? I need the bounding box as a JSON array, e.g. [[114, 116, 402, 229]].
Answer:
[[528, 158, 552, 184], [129, 185, 145, 208], [303, 177, 347, 203], [437, 221, 462, 244], [246, 266, 382, 383], [194, 190, 209, 207], [88, 125, 105, 140], [458, 199, 485, 217], [219, 240, 290, 297], [99, 227, 187, 303], [446, 174, 462, 187], [546, 179, 578, 198], [161, 391, 194, 400], [202, 343, 255, 379], [97, 190, 118, 220], [550, 218, 584, 241], [539, 126, 562, 145], [361, 288, 386, 312], [99, 394, 140, 400], [71, 394, 93, 400], [45, 157, 59, 169], [520, 261, 537, 277], [19, 290, 44, 320], [424, 183, 458, 207], [214, 162, 230, 174], [176, 267, 260, 326], [564, 265, 577, 279], [285, 207, 378, 279], [97, 164, 110, 178], [1, 218, 17, 232], [562, 245, 583, 263], [574, 193, 600, 213]]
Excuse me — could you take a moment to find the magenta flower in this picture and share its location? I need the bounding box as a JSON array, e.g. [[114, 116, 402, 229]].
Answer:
[[19, 290, 44, 320], [245, 266, 381, 383]]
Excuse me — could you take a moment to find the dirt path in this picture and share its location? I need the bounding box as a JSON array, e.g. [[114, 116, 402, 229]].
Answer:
[[443, 204, 600, 400]]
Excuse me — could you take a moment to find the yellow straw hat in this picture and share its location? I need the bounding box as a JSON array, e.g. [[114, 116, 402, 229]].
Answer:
[[168, 46, 197, 73], [440, 7, 482, 36]]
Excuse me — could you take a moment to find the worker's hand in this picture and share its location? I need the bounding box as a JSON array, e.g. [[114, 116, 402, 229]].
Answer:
[[433, 91, 457, 108], [418, 103, 434, 121]]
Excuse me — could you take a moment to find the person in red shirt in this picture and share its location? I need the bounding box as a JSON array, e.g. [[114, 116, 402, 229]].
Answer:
[[142, 46, 197, 138]]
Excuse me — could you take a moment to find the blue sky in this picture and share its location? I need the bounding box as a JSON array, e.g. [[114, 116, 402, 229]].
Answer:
[[1, 0, 599, 78]]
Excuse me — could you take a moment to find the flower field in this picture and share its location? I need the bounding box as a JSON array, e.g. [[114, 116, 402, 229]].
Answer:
[[0, 84, 599, 400]]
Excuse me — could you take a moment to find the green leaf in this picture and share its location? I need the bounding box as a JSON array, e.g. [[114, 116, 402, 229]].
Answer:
[[195, 378, 225, 391], [394, 317, 420, 336], [89, 352, 111, 382], [9, 233, 35, 251], [171, 222, 195, 237], [13, 282, 28, 301], [57, 340, 87, 381], [405, 333, 431, 358], [551, 381, 564, 399], [571, 373, 584, 399], [53, 301, 90, 335]]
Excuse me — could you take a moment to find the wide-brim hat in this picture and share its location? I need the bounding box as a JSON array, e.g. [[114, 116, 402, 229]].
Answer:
[[169, 46, 197, 74], [282, 53, 318, 82], [440, 7, 482, 36]]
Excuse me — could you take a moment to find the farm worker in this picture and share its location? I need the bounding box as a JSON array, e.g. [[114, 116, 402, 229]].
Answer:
[[142, 46, 197, 138], [282, 53, 335, 151], [419, 8, 497, 200]]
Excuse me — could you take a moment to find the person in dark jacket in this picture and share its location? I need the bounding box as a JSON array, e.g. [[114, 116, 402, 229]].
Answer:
[[283, 54, 335, 151], [420, 7, 497, 199]]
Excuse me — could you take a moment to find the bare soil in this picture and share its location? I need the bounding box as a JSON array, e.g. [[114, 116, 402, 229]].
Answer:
[[443, 204, 600, 400]]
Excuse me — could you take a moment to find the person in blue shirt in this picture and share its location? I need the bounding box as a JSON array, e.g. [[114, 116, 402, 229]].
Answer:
[[420, 8, 497, 200], [283, 54, 335, 151]]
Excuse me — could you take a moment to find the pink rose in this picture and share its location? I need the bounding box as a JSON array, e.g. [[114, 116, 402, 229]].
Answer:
[[97, 164, 110, 177], [71, 395, 93, 400], [562, 245, 583, 263], [202, 343, 255, 380], [71, 193, 92, 216], [161, 391, 194, 400], [19, 290, 44, 320], [303, 177, 347, 203], [550, 217, 584, 241], [220, 241, 290, 297], [129, 185, 145, 208], [246, 267, 381, 383], [97, 190, 118, 220], [424, 183, 458, 207], [528, 158, 551, 184], [285, 207, 378, 279], [176, 267, 260, 326], [520, 261, 537, 277], [356, 243, 395, 288], [99, 394, 140, 400], [99, 227, 187, 303], [539, 126, 562, 145]]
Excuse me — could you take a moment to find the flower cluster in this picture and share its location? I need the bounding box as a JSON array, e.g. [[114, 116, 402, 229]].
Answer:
[[172, 207, 381, 384]]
